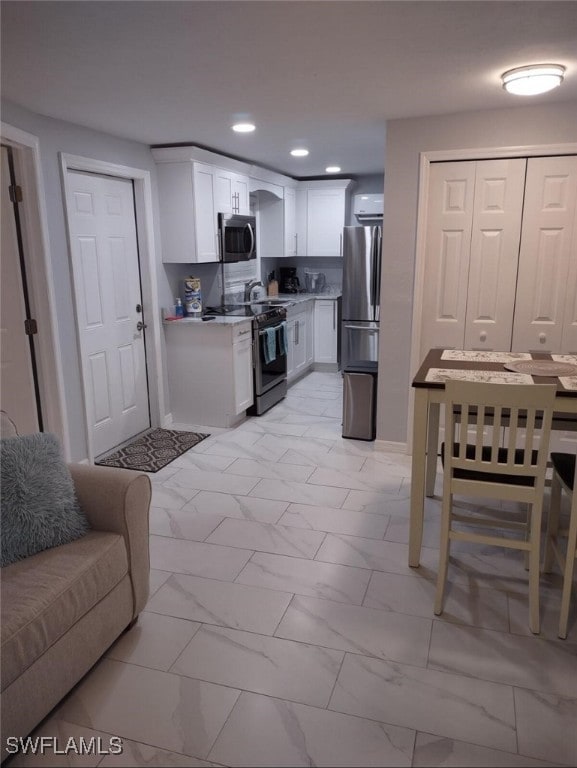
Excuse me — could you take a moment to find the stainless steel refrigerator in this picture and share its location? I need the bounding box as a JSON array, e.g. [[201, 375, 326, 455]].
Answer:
[[340, 225, 381, 371]]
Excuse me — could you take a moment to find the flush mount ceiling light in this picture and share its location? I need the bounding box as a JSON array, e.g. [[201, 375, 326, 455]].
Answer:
[[501, 64, 565, 96], [232, 122, 256, 133], [290, 148, 309, 157], [325, 166, 341, 173]]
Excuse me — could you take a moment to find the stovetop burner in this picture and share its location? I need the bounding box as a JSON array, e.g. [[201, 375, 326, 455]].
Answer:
[[205, 303, 287, 325]]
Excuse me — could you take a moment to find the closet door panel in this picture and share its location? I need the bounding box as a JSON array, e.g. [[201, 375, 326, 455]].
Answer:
[[420, 162, 476, 358], [560, 189, 577, 354], [464, 159, 526, 351], [512, 156, 577, 353]]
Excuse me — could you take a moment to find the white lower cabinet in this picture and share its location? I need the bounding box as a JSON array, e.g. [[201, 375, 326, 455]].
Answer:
[[286, 302, 314, 382], [314, 298, 339, 364], [165, 320, 253, 427], [233, 332, 254, 413]]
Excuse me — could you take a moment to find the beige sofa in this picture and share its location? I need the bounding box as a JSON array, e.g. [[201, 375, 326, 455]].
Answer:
[[0, 434, 151, 745]]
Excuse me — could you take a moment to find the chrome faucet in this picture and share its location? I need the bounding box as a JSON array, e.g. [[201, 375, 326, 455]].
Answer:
[[244, 279, 263, 302]]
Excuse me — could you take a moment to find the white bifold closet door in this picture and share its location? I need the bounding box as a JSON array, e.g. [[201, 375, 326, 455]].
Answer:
[[512, 155, 577, 354], [420, 158, 526, 359]]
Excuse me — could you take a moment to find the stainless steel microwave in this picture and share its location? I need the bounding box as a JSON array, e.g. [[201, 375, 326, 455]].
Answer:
[[218, 213, 257, 262]]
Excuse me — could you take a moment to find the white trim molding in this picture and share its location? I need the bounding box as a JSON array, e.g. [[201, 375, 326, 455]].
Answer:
[[0, 122, 70, 457], [59, 153, 165, 463], [408, 142, 577, 453]]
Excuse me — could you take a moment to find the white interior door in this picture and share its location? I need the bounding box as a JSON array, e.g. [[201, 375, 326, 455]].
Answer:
[[512, 156, 577, 353], [420, 161, 476, 358], [0, 146, 40, 434], [464, 159, 526, 352], [66, 170, 150, 457]]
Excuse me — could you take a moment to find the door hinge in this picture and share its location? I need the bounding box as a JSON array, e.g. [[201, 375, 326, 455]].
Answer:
[[24, 318, 38, 336], [9, 184, 23, 203]]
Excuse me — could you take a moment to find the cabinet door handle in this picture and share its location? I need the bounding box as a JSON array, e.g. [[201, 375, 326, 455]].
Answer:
[[296, 320, 299, 345], [339, 233, 342, 257], [295, 233, 298, 256], [333, 301, 336, 329]]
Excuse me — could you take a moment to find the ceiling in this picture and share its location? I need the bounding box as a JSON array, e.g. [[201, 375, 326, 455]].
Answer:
[[2, 1, 577, 178]]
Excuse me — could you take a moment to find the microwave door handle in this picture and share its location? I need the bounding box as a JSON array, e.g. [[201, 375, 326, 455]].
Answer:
[[246, 223, 255, 259]]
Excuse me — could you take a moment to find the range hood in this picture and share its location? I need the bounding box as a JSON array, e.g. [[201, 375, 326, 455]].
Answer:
[[353, 193, 383, 220]]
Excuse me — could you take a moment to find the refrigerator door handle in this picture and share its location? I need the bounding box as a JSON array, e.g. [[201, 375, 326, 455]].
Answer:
[[344, 324, 379, 333], [370, 227, 382, 321], [375, 227, 382, 321]]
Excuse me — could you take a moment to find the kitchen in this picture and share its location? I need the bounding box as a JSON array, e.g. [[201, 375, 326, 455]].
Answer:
[[156, 143, 384, 435]]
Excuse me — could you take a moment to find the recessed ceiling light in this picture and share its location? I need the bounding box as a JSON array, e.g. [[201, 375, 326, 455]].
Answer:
[[501, 64, 565, 96], [325, 166, 341, 173], [290, 148, 309, 157], [232, 122, 256, 133]]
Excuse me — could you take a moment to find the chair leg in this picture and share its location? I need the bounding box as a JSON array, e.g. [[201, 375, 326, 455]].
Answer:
[[528, 500, 543, 635], [434, 489, 452, 616], [543, 473, 562, 573], [558, 494, 577, 640]]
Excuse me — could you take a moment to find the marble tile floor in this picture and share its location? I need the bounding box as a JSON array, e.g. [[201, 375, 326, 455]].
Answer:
[[11, 372, 577, 768]]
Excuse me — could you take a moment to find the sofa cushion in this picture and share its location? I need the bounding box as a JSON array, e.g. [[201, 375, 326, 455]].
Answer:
[[1, 531, 128, 690], [0, 433, 90, 567]]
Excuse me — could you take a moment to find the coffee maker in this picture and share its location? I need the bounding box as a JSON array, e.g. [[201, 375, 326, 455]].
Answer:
[[279, 267, 300, 294]]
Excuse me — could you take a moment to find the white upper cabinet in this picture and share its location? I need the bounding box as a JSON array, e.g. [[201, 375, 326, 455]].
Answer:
[[156, 161, 219, 264], [215, 169, 250, 215], [306, 187, 346, 257], [284, 186, 297, 257]]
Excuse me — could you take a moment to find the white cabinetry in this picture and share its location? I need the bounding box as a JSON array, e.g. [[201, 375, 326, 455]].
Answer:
[[286, 302, 314, 382], [306, 188, 346, 257], [284, 186, 297, 257], [215, 168, 250, 215], [156, 161, 219, 263], [314, 298, 339, 364], [232, 328, 254, 412], [165, 320, 253, 427]]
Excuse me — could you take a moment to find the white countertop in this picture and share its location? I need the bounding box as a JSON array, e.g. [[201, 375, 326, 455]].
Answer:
[[163, 315, 252, 327], [163, 293, 341, 328]]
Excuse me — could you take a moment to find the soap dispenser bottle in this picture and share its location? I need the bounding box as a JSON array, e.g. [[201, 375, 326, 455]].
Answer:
[[175, 298, 184, 318]]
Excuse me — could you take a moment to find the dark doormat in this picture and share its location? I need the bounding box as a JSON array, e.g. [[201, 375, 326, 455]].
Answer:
[[95, 428, 210, 473]]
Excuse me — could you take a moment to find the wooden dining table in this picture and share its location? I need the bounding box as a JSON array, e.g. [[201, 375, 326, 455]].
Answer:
[[409, 348, 577, 567]]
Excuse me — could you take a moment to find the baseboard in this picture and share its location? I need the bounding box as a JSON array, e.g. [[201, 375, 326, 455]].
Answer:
[[374, 439, 408, 454]]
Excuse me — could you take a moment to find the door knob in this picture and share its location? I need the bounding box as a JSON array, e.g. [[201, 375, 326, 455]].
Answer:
[[539, 333, 546, 343], [480, 331, 487, 342], [136, 321, 147, 332]]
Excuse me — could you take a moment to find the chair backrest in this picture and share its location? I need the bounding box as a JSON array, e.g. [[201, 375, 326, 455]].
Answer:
[[444, 380, 557, 485]]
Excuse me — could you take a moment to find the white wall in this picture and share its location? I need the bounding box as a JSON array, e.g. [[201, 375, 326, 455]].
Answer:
[[376, 100, 577, 445], [1, 100, 173, 460]]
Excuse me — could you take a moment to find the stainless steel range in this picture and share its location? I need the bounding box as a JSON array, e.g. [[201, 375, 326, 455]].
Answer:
[[206, 303, 288, 415]]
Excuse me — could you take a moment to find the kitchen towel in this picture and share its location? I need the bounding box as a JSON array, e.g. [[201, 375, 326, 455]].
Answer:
[[262, 327, 277, 364]]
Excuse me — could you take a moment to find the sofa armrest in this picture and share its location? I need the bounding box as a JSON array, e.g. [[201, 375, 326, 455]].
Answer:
[[68, 464, 151, 617]]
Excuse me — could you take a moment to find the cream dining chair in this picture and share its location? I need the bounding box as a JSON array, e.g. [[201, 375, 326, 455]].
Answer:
[[543, 452, 576, 639], [434, 380, 557, 634]]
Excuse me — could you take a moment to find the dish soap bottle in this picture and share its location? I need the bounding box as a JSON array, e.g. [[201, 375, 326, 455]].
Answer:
[[174, 298, 184, 319]]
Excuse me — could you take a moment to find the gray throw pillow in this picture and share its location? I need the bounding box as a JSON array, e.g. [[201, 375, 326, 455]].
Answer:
[[1, 433, 90, 567]]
